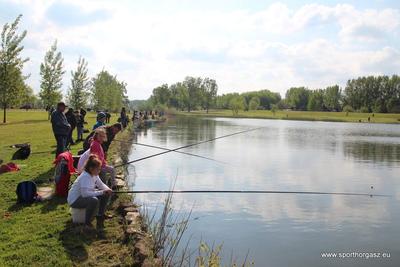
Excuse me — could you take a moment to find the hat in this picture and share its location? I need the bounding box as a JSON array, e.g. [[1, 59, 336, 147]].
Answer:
[[57, 102, 67, 107], [97, 112, 106, 120]]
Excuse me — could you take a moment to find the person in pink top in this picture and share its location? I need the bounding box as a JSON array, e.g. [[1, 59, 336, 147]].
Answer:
[[90, 128, 116, 188]]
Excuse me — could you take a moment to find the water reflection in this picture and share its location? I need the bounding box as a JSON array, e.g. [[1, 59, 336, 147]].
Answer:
[[128, 117, 400, 267], [343, 141, 400, 164]]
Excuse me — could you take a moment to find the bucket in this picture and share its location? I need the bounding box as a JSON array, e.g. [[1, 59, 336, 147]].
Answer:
[[71, 208, 86, 223]]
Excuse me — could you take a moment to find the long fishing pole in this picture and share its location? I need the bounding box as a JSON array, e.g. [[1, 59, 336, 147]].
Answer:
[[114, 127, 263, 168], [113, 190, 388, 197], [113, 139, 225, 163]]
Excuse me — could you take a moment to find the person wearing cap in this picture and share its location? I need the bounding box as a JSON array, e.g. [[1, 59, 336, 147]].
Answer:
[[93, 112, 106, 130], [51, 102, 71, 157]]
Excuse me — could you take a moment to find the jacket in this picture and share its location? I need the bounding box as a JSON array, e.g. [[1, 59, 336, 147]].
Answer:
[[90, 140, 107, 166], [51, 111, 71, 136], [65, 111, 77, 129]]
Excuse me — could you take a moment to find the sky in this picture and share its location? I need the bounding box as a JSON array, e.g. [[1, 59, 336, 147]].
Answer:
[[0, 0, 399, 100]]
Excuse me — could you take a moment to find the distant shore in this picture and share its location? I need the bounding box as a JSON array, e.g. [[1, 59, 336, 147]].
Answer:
[[174, 109, 400, 124]]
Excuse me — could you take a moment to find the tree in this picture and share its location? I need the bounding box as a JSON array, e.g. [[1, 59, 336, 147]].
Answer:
[[39, 40, 64, 115], [183, 76, 202, 112], [229, 96, 245, 115], [152, 84, 171, 106], [248, 96, 260, 110], [323, 85, 341, 111], [271, 104, 278, 115], [307, 89, 325, 111], [241, 90, 281, 110], [169, 82, 188, 111], [201, 78, 218, 113], [0, 15, 29, 123], [67, 57, 90, 109], [285, 87, 310, 110], [91, 70, 128, 112], [343, 76, 400, 113], [20, 85, 37, 108]]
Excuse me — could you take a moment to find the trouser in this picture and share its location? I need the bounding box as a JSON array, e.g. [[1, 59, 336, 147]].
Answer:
[[54, 134, 67, 157], [67, 128, 75, 146], [70, 195, 110, 224], [77, 126, 83, 140], [100, 165, 116, 186]]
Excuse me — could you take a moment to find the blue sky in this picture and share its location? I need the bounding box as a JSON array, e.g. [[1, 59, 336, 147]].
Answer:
[[0, 0, 399, 99]]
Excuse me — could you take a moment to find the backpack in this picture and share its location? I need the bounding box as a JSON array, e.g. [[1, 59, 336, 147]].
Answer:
[[54, 158, 68, 184], [16, 181, 37, 203], [12, 144, 31, 160]]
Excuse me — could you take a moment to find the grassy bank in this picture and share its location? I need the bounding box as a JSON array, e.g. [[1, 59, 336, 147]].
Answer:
[[0, 110, 136, 266], [176, 109, 400, 124]]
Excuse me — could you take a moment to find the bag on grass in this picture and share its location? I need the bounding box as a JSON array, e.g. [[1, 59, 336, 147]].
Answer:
[[12, 144, 31, 160], [16, 181, 38, 204]]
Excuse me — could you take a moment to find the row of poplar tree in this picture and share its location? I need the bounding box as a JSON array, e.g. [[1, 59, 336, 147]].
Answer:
[[0, 15, 128, 123]]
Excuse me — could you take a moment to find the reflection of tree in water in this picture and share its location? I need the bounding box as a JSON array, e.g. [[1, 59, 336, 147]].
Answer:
[[284, 127, 339, 153], [155, 116, 217, 147], [343, 141, 400, 164]]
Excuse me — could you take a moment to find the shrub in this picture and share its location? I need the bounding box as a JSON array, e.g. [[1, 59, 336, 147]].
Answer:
[[270, 104, 278, 115], [342, 105, 353, 112]]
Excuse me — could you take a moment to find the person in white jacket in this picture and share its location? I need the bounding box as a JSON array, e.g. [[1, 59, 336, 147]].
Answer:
[[67, 154, 112, 229]]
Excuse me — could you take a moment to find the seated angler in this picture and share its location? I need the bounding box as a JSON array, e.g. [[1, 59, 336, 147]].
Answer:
[[90, 128, 117, 188], [82, 123, 122, 153], [67, 155, 112, 230]]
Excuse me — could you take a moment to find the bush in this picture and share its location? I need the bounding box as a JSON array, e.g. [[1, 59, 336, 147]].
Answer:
[[270, 104, 278, 115], [229, 96, 245, 115], [342, 105, 353, 112], [359, 106, 369, 113], [248, 96, 260, 110]]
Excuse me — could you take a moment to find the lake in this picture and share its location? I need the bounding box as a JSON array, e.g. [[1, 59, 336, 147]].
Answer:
[[126, 116, 400, 266]]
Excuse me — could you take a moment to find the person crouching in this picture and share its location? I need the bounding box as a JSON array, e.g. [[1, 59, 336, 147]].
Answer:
[[67, 155, 112, 230]]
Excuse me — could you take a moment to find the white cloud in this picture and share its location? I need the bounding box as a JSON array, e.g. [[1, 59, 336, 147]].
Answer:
[[1, 0, 399, 99]]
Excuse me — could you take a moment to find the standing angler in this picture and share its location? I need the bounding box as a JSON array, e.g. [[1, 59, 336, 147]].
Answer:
[[51, 102, 71, 157], [65, 108, 77, 146]]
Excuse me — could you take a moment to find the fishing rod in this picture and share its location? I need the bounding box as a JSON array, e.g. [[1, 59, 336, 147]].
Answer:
[[114, 127, 263, 168], [113, 189, 389, 197], [113, 139, 225, 164]]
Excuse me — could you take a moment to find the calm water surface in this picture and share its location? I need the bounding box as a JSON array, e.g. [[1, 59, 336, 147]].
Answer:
[[127, 116, 400, 266]]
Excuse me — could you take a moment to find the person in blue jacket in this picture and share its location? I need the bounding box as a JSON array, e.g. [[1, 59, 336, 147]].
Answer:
[[93, 112, 106, 130]]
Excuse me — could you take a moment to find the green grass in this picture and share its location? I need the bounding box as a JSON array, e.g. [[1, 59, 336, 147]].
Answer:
[[0, 109, 135, 266], [176, 109, 400, 124]]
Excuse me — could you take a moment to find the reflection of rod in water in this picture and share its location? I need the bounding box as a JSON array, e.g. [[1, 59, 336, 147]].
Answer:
[[115, 127, 263, 167], [113, 190, 388, 197], [113, 139, 225, 164]]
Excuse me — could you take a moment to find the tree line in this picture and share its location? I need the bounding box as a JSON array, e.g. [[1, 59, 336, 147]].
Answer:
[[0, 15, 128, 123], [283, 76, 400, 113], [143, 76, 218, 113], [146, 75, 400, 114]]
